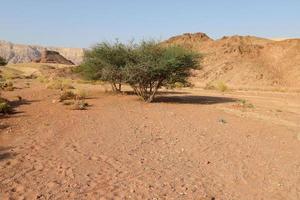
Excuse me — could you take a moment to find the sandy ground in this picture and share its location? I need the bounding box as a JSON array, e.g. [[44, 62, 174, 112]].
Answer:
[[0, 80, 300, 200]]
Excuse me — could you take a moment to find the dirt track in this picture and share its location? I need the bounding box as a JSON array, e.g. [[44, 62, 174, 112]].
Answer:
[[1, 81, 300, 200]]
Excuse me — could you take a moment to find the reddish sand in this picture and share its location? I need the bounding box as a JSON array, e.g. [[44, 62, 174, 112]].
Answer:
[[0, 81, 300, 200]]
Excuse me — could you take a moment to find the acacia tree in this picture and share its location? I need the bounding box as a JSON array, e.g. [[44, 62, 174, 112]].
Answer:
[[124, 42, 199, 102], [0, 57, 7, 66], [78, 41, 199, 102], [78, 41, 135, 92]]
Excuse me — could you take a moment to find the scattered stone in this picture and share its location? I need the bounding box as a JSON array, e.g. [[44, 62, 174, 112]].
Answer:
[[218, 118, 227, 124]]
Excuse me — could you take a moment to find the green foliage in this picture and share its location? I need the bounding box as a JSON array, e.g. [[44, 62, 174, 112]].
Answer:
[[78, 40, 200, 102], [124, 42, 199, 102], [0, 102, 12, 114], [0, 57, 7, 66], [78, 41, 135, 92], [0, 98, 12, 114]]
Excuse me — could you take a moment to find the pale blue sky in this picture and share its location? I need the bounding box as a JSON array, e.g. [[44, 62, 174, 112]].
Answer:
[[0, 0, 299, 47]]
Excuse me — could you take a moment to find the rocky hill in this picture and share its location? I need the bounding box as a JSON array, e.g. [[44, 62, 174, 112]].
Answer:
[[34, 50, 74, 65], [1, 35, 300, 90], [0, 40, 84, 65], [164, 33, 300, 90]]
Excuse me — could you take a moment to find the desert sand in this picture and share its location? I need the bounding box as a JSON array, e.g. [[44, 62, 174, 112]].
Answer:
[[1, 78, 300, 200]]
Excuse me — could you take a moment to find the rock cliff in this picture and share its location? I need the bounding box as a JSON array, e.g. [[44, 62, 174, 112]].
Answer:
[[0, 40, 84, 65]]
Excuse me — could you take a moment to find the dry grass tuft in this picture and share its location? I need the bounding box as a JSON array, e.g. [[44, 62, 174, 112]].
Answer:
[[205, 81, 229, 92], [46, 79, 74, 90]]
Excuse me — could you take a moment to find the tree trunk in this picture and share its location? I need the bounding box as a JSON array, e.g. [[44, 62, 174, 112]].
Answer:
[[147, 80, 163, 103], [118, 83, 122, 92], [149, 82, 153, 93], [111, 83, 117, 92]]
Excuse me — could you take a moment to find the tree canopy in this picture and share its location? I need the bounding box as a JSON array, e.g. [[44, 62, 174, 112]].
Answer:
[[78, 41, 135, 92], [78, 41, 200, 102]]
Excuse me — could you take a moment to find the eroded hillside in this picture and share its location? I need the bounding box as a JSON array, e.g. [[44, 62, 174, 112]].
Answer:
[[0, 40, 84, 65], [164, 33, 300, 90]]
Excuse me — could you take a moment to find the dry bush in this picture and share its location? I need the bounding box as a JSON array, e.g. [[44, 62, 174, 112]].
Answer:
[[204, 81, 229, 92], [59, 90, 89, 110], [216, 81, 229, 92], [0, 81, 14, 91], [59, 91, 77, 102], [0, 98, 12, 114], [59, 90, 88, 102], [72, 100, 88, 110], [237, 99, 254, 108]]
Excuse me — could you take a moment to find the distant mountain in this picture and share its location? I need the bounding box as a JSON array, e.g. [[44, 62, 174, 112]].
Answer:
[[2, 35, 300, 90], [164, 33, 300, 89], [0, 40, 84, 65]]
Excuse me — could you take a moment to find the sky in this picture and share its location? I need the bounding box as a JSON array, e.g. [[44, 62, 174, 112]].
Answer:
[[0, 0, 300, 48]]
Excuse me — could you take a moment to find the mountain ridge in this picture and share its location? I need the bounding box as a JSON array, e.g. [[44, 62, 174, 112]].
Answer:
[[1, 33, 300, 89], [0, 40, 84, 65]]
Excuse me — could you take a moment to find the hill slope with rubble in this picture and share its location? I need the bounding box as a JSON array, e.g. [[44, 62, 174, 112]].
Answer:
[[164, 33, 300, 90]]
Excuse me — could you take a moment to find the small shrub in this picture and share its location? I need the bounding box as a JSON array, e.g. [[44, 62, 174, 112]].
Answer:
[[216, 81, 228, 92], [72, 100, 88, 110], [59, 91, 77, 102], [0, 81, 14, 91], [204, 81, 228, 92], [0, 102, 12, 114], [238, 99, 254, 109]]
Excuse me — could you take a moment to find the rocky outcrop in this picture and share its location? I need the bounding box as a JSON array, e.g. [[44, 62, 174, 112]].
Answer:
[[34, 50, 74, 65], [0, 40, 84, 65], [166, 32, 213, 44]]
